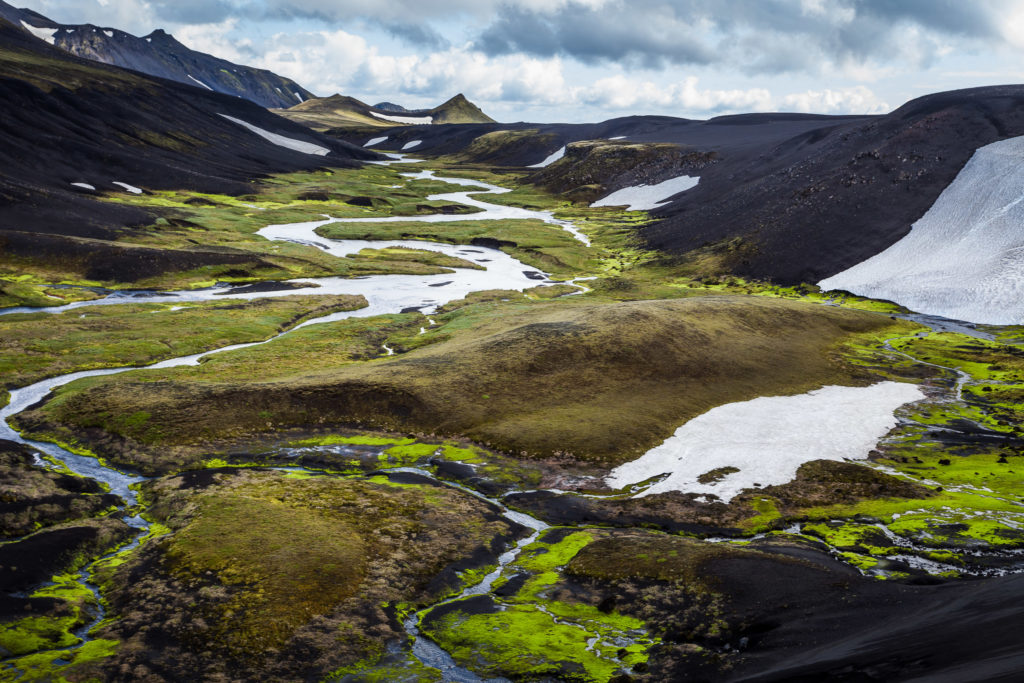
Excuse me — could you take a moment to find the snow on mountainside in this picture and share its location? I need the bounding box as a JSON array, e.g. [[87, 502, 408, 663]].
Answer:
[[0, 0, 313, 108], [820, 135, 1024, 325]]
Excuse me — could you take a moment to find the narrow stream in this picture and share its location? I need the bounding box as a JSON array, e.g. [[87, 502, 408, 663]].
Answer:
[[0, 169, 582, 678]]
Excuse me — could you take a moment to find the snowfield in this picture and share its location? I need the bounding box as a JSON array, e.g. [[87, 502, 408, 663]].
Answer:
[[819, 135, 1024, 324], [218, 114, 330, 156], [402, 140, 423, 150], [112, 182, 143, 194], [591, 174, 699, 211], [606, 382, 923, 502], [528, 146, 566, 168], [364, 136, 389, 147], [371, 112, 433, 125], [187, 75, 212, 90], [21, 21, 57, 44], [70, 183, 95, 191]]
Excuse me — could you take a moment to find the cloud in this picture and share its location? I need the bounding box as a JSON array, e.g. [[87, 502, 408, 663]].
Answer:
[[472, 0, 1011, 76], [780, 86, 889, 114], [578, 75, 772, 114]]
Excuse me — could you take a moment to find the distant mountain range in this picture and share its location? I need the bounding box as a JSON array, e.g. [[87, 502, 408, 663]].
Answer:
[[277, 93, 496, 131], [0, 0, 314, 108]]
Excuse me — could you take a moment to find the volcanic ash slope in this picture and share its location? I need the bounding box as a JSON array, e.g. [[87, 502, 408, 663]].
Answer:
[[819, 135, 1024, 325]]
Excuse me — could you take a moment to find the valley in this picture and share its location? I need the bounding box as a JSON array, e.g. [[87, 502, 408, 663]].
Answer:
[[2, 4, 1024, 681], [4, 150, 1024, 682]]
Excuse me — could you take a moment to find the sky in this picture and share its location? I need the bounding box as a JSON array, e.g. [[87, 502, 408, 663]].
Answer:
[[14, 0, 1024, 122]]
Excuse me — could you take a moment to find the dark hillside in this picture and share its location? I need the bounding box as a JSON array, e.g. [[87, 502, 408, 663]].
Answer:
[[0, 18, 376, 243], [642, 86, 1024, 284]]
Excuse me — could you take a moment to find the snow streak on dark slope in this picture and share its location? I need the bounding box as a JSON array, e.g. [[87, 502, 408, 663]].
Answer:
[[642, 86, 1024, 285], [0, 0, 313, 108], [0, 18, 378, 274]]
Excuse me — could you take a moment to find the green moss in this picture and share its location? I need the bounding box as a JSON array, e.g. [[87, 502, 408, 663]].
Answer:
[[0, 615, 82, 657], [740, 497, 783, 533], [0, 295, 366, 389], [381, 443, 441, 465], [515, 530, 594, 573], [1, 638, 119, 682]]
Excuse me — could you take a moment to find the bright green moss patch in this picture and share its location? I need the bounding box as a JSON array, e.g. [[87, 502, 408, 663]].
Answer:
[[515, 530, 594, 573], [1, 638, 119, 682], [0, 615, 82, 658], [288, 434, 416, 448], [422, 604, 638, 682]]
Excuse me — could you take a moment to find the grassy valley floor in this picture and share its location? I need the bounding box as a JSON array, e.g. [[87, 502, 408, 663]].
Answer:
[[3, 156, 1024, 682]]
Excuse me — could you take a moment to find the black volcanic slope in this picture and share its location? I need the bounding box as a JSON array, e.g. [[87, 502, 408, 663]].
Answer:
[[0, 0, 313, 108], [641, 86, 1024, 284], [328, 113, 861, 168], [0, 18, 376, 255]]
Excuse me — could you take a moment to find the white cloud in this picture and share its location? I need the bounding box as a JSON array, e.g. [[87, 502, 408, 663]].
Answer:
[[579, 75, 772, 114], [174, 18, 250, 62], [780, 86, 889, 115]]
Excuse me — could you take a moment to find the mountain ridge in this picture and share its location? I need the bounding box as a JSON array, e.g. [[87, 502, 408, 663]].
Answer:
[[0, 0, 314, 108]]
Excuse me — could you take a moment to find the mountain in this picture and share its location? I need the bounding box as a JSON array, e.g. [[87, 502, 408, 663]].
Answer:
[[278, 93, 496, 131], [373, 101, 410, 113], [639, 86, 1024, 285], [0, 0, 314, 108], [430, 94, 497, 124], [0, 17, 376, 278]]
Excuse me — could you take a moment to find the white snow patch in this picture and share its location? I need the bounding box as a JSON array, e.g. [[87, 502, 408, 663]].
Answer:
[[371, 112, 433, 125], [70, 182, 95, 191], [528, 146, 565, 168], [112, 182, 143, 194], [401, 140, 423, 150], [293, 92, 303, 103], [382, 344, 395, 356], [606, 382, 924, 502], [819, 135, 1024, 325], [187, 74, 212, 91], [218, 114, 330, 156], [609, 136, 626, 140], [145, 37, 151, 42], [364, 136, 389, 147], [591, 174, 699, 211], [103, 30, 113, 38], [21, 21, 57, 44]]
